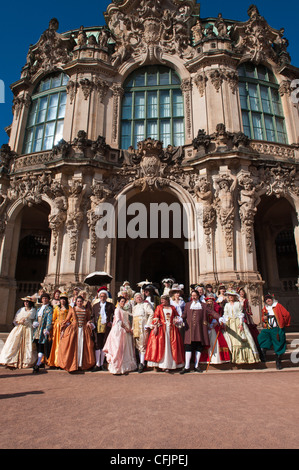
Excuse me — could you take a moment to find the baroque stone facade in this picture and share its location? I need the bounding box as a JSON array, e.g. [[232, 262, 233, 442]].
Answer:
[[1, 1, 299, 330]]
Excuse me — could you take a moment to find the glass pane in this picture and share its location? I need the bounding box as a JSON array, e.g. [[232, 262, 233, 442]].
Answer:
[[147, 120, 158, 139], [24, 129, 34, 153], [171, 70, 181, 85], [147, 91, 158, 118], [62, 74, 69, 86], [47, 93, 59, 120], [238, 65, 246, 77], [271, 89, 283, 115], [122, 94, 132, 119], [160, 91, 170, 118], [242, 111, 251, 137], [160, 119, 171, 147], [40, 77, 51, 92], [134, 92, 145, 119], [134, 121, 145, 148], [52, 75, 62, 88], [159, 70, 170, 85], [276, 118, 287, 144], [135, 72, 145, 87], [260, 86, 271, 113], [257, 65, 267, 81], [248, 84, 260, 111], [264, 115, 275, 141], [121, 122, 131, 149], [245, 63, 256, 78], [54, 120, 64, 145], [173, 90, 183, 117], [252, 113, 263, 140], [173, 119, 184, 146], [36, 97, 48, 123], [147, 72, 157, 86], [33, 125, 44, 152], [28, 101, 38, 126]]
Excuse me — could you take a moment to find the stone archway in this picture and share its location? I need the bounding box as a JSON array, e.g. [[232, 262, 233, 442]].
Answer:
[[254, 195, 299, 325], [14, 202, 51, 312], [114, 188, 190, 295]]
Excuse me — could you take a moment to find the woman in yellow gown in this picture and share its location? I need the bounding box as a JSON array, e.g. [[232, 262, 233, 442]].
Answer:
[[47, 292, 69, 368]]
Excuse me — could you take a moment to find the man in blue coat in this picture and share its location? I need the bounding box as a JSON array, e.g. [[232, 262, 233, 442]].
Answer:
[[32, 292, 53, 373]]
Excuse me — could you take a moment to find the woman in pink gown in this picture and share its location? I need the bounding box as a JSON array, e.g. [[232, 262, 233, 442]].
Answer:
[[103, 296, 137, 375]]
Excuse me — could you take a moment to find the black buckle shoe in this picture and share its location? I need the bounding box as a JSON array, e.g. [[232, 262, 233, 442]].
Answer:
[[138, 363, 144, 373], [180, 367, 190, 375]]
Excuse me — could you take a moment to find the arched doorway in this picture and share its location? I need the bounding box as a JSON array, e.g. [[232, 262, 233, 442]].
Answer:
[[254, 195, 299, 325], [115, 188, 189, 295], [14, 202, 51, 310]]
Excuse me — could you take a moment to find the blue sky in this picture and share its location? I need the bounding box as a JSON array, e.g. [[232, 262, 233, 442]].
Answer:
[[0, 0, 298, 147]]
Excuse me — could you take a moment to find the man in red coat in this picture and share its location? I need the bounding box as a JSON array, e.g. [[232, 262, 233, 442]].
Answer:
[[258, 294, 291, 370], [180, 290, 210, 373]]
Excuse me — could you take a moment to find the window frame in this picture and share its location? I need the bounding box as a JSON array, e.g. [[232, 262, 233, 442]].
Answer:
[[23, 73, 68, 155], [238, 63, 288, 145], [120, 66, 184, 149]]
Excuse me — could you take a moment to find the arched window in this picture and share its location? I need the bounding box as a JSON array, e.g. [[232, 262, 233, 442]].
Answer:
[[121, 66, 184, 149], [23, 72, 69, 154], [238, 63, 287, 144]]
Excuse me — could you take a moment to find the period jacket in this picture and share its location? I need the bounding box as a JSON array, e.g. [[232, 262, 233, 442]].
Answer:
[[32, 304, 53, 344], [261, 302, 291, 329], [183, 301, 210, 347], [145, 305, 185, 365], [91, 300, 115, 349]]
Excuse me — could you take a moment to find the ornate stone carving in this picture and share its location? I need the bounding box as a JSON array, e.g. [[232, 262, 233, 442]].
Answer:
[[87, 181, 112, 257], [107, 0, 196, 67], [208, 69, 224, 93], [238, 174, 261, 253], [22, 18, 75, 78], [215, 13, 229, 38], [47, 181, 68, 256], [194, 72, 207, 97], [65, 179, 86, 261], [8, 172, 52, 206], [0, 144, 16, 175], [181, 79, 192, 138], [214, 173, 237, 256], [111, 85, 124, 142], [230, 5, 290, 65], [194, 177, 216, 253], [12, 93, 31, 119], [66, 80, 79, 105]]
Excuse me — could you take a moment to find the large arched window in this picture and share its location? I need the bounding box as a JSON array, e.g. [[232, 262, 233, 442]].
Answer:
[[238, 63, 287, 144], [121, 66, 184, 149], [23, 72, 69, 154]]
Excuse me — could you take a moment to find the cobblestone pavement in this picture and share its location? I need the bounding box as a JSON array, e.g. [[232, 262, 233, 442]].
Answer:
[[1, 366, 299, 450]]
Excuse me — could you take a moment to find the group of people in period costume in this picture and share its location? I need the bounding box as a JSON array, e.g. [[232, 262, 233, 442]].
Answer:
[[0, 279, 292, 374]]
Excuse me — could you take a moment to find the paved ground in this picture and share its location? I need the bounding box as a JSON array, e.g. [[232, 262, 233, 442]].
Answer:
[[1, 366, 299, 450]]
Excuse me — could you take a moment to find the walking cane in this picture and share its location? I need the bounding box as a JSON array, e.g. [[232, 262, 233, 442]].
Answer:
[[206, 329, 220, 372]]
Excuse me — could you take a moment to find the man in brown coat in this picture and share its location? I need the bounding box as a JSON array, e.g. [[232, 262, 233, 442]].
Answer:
[[91, 289, 115, 371], [180, 290, 210, 373]]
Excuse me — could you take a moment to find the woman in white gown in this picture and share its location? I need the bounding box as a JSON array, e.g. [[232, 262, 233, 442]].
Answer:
[[222, 290, 260, 364], [0, 296, 37, 369], [103, 296, 137, 375]]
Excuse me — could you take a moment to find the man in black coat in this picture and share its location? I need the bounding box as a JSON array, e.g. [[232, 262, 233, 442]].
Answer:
[[91, 289, 115, 371]]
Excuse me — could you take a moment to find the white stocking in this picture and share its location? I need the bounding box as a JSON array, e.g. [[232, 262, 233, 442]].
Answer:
[[185, 351, 192, 370], [139, 352, 145, 365], [36, 352, 44, 366], [95, 350, 101, 367], [195, 351, 201, 368]]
